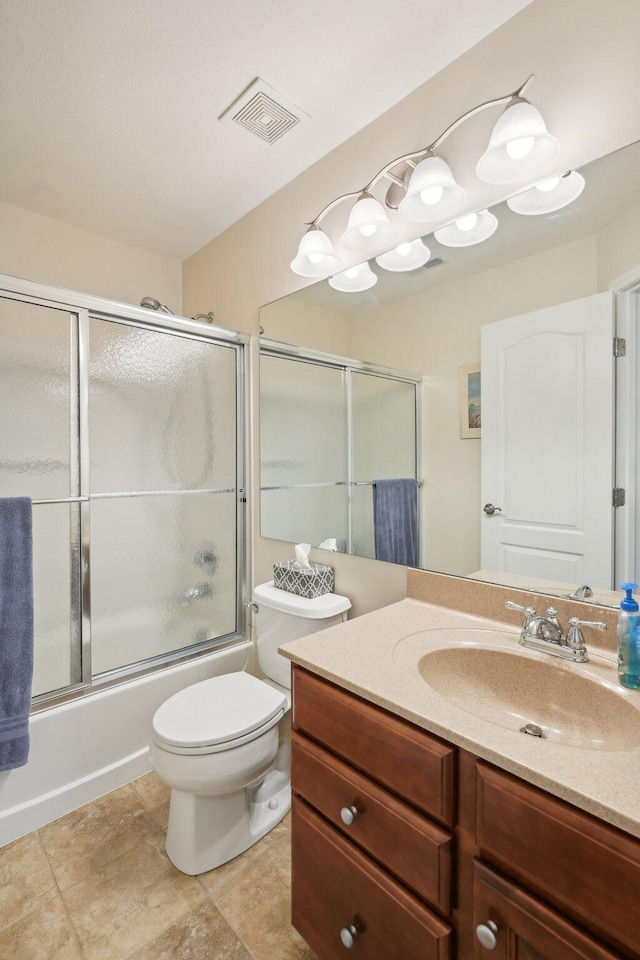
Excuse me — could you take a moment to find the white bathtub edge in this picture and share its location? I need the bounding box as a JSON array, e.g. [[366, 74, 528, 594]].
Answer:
[[0, 746, 152, 843], [0, 640, 253, 846]]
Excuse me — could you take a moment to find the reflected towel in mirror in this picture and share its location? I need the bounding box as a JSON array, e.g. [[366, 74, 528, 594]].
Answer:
[[373, 479, 419, 567]]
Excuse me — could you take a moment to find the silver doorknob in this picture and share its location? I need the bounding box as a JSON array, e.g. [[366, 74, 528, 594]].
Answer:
[[476, 920, 499, 950], [340, 805, 359, 826], [483, 503, 502, 516], [340, 925, 358, 948]]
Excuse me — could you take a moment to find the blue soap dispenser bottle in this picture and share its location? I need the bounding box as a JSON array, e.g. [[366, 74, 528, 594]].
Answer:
[[618, 583, 640, 689]]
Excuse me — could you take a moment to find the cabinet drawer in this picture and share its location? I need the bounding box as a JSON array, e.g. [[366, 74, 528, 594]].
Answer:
[[292, 797, 452, 960], [292, 667, 455, 826], [476, 763, 640, 960], [292, 730, 453, 914]]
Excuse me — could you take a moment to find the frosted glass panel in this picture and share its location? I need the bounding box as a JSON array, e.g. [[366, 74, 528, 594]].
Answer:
[[352, 373, 416, 481], [0, 297, 72, 499], [261, 486, 348, 550], [89, 319, 237, 493], [90, 492, 237, 675], [351, 485, 375, 560], [260, 356, 347, 486], [32, 504, 80, 696]]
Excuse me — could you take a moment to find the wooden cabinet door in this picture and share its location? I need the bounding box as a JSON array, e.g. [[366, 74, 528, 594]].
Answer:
[[473, 861, 624, 960]]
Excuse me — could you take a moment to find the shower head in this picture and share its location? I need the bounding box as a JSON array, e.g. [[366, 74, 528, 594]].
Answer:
[[140, 297, 175, 315]]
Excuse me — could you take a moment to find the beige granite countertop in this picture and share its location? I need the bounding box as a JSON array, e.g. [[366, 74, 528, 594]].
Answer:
[[280, 597, 640, 840]]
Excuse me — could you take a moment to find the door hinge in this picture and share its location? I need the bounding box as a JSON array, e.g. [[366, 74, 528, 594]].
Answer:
[[613, 488, 626, 508], [613, 337, 626, 357]]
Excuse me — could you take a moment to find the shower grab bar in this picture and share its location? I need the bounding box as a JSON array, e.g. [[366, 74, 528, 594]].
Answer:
[[261, 479, 424, 492], [32, 487, 243, 505], [33, 496, 89, 505]]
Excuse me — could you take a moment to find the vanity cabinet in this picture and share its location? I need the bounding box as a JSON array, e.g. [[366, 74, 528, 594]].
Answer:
[[291, 666, 640, 960]]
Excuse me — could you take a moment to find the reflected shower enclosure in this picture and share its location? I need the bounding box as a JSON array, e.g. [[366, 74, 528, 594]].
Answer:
[[260, 342, 421, 561], [0, 293, 246, 704]]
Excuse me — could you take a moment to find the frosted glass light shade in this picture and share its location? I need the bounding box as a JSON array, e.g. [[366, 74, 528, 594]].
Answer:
[[507, 171, 585, 215], [340, 193, 397, 252], [398, 156, 466, 223], [476, 100, 560, 185], [328, 262, 377, 292], [434, 209, 498, 247], [375, 239, 431, 272], [291, 227, 340, 277]]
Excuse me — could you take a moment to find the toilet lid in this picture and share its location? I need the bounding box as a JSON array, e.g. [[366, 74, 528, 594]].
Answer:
[[152, 673, 287, 750]]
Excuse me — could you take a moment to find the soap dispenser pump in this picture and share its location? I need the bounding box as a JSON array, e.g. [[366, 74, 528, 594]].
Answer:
[[618, 583, 640, 689]]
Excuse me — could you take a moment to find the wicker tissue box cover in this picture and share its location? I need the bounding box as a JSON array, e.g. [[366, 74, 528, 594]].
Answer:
[[273, 560, 335, 599]]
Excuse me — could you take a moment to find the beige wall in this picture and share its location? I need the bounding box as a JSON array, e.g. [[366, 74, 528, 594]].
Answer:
[[597, 196, 640, 290], [260, 296, 350, 355], [0, 201, 182, 313], [183, 0, 640, 617]]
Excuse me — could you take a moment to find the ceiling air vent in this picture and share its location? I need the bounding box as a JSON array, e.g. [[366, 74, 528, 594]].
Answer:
[[220, 78, 308, 145], [423, 256, 447, 269]]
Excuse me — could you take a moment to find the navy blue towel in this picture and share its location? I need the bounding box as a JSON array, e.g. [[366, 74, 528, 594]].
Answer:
[[373, 479, 419, 568], [0, 498, 34, 771]]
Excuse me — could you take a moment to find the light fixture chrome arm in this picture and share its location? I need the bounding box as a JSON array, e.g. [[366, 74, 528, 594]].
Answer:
[[304, 75, 535, 228]]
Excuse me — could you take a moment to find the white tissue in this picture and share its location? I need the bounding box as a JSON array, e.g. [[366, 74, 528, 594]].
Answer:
[[319, 538, 338, 552], [292, 543, 312, 571]]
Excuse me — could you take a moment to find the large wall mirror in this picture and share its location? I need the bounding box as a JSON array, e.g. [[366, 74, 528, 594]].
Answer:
[[259, 140, 640, 607]]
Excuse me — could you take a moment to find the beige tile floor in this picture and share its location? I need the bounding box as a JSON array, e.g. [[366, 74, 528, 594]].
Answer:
[[0, 772, 317, 960]]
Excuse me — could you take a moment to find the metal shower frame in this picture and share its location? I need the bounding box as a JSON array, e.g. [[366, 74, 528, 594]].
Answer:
[[0, 273, 251, 712]]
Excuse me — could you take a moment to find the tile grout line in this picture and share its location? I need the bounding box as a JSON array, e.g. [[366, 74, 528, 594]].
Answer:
[[38, 784, 160, 894], [119, 897, 210, 960], [35, 831, 87, 960], [0, 835, 60, 939]]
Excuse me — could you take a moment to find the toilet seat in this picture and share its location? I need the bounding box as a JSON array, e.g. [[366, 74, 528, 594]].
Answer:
[[152, 672, 287, 756]]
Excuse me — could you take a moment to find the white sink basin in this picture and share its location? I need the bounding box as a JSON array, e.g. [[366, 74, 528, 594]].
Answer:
[[394, 628, 640, 751]]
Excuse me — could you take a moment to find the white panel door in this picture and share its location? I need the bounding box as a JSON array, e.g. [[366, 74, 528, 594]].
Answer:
[[481, 292, 614, 586]]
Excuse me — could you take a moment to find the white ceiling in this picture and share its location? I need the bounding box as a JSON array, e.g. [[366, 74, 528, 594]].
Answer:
[[0, 0, 532, 260]]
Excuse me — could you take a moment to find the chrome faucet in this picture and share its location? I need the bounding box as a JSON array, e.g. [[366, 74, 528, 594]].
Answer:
[[566, 584, 593, 601], [505, 600, 607, 663]]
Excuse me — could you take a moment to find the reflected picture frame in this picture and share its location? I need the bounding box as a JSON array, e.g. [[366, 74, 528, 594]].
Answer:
[[459, 363, 481, 439]]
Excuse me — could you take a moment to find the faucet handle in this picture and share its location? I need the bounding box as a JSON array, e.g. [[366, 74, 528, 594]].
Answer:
[[505, 600, 536, 616], [567, 617, 607, 631], [565, 616, 606, 662]]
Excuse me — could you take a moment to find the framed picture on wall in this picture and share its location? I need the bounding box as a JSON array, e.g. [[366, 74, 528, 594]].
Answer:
[[459, 363, 481, 439]]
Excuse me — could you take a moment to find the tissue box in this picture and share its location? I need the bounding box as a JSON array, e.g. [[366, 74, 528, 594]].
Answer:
[[273, 560, 335, 599]]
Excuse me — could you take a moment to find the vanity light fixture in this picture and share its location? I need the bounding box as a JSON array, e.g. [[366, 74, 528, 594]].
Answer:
[[397, 155, 466, 223], [434, 209, 498, 248], [328, 261, 377, 292], [506, 170, 585, 216], [476, 100, 560, 185], [340, 192, 397, 253], [290, 225, 340, 277], [375, 238, 431, 272], [290, 75, 559, 278]]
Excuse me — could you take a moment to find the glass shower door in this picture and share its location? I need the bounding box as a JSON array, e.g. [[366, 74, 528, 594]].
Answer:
[[260, 354, 349, 549], [0, 296, 82, 696], [351, 372, 418, 560], [88, 318, 240, 676]]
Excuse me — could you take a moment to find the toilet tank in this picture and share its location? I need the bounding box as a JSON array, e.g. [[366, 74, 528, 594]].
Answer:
[[252, 581, 351, 690]]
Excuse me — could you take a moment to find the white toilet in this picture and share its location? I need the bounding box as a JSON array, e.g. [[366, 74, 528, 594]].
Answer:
[[149, 580, 350, 875]]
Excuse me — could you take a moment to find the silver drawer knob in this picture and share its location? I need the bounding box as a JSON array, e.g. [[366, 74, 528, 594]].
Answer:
[[340, 925, 358, 948], [476, 920, 499, 950], [340, 805, 359, 826]]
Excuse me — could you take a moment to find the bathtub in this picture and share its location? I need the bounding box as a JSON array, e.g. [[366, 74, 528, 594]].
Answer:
[[0, 640, 252, 845]]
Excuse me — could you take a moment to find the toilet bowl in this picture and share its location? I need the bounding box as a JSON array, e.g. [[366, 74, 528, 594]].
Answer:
[[149, 580, 350, 875]]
